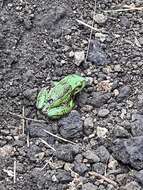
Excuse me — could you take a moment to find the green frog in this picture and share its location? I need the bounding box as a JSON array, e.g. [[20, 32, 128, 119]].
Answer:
[[36, 74, 86, 119]]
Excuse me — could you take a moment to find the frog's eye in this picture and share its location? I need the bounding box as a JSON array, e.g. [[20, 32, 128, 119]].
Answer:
[[48, 99, 53, 104]]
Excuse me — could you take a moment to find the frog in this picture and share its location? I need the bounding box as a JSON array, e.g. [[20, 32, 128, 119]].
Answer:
[[36, 74, 86, 119]]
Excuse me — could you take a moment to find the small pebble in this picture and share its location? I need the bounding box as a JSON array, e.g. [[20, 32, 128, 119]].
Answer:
[[114, 64, 121, 72], [94, 14, 107, 24], [98, 109, 110, 117], [74, 51, 85, 66], [96, 127, 108, 138], [84, 117, 94, 128]]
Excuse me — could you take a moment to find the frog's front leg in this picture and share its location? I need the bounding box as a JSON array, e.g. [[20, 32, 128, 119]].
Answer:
[[36, 88, 49, 109], [45, 100, 75, 119]]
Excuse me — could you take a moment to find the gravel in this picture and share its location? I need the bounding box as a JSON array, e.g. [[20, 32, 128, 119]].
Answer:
[[135, 170, 143, 187], [73, 162, 89, 175], [58, 110, 83, 139], [117, 86, 130, 102], [87, 40, 108, 65], [98, 108, 110, 117], [112, 136, 143, 170], [96, 146, 110, 163], [56, 144, 77, 162], [1, 0, 143, 189], [131, 114, 143, 136], [94, 14, 107, 24], [88, 92, 111, 108], [83, 150, 100, 163], [74, 51, 85, 66], [82, 183, 98, 190], [121, 181, 141, 190], [92, 162, 106, 175]]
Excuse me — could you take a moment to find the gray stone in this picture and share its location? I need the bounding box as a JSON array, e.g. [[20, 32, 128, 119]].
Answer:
[[139, 37, 143, 46], [120, 16, 130, 28], [82, 183, 98, 190], [23, 88, 38, 101], [138, 94, 143, 112], [36, 5, 67, 30], [58, 110, 83, 139], [98, 108, 109, 117], [92, 162, 106, 175], [84, 117, 93, 128], [83, 117, 94, 136], [55, 169, 72, 183], [88, 92, 111, 108], [74, 51, 85, 66], [1, 129, 10, 135], [0, 145, 14, 157], [0, 184, 6, 190], [117, 86, 130, 102], [138, 94, 143, 106], [96, 146, 110, 163], [98, 184, 106, 190], [16, 162, 25, 174], [28, 123, 53, 139], [74, 162, 88, 175], [112, 136, 143, 170], [131, 114, 143, 136], [23, 70, 34, 82], [106, 184, 115, 190], [56, 144, 77, 162], [87, 40, 108, 65], [94, 14, 107, 24], [74, 154, 83, 163], [49, 161, 64, 170], [114, 64, 121, 72], [78, 92, 89, 105], [113, 126, 130, 138], [97, 127, 108, 138], [83, 150, 100, 163], [24, 18, 32, 30], [27, 145, 41, 161], [135, 170, 143, 186], [116, 174, 127, 185], [121, 181, 141, 190]]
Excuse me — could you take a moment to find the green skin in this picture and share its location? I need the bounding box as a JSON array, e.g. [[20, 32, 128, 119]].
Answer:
[[36, 74, 86, 119]]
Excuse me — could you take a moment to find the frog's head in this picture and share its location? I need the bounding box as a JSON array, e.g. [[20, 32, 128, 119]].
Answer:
[[68, 74, 86, 94], [36, 91, 54, 109]]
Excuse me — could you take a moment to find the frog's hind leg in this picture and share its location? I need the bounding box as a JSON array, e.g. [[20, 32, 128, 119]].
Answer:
[[47, 100, 75, 119], [36, 88, 49, 109]]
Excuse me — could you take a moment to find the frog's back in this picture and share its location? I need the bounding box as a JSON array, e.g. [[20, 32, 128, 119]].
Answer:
[[63, 74, 85, 88], [47, 74, 85, 101], [48, 81, 71, 100]]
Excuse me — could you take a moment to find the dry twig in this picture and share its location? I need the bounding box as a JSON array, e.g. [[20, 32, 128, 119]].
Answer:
[[22, 106, 25, 135], [13, 160, 16, 184], [40, 157, 53, 171], [76, 19, 103, 32], [43, 129, 76, 145], [89, 171, 118, 187], [85, 0, 97, 63], [104, 6, 143, 13], [40, 162, 49, 171], [39, 138, 56, 152], [26, 122, 30, 147], [9, 111, 47, 123]]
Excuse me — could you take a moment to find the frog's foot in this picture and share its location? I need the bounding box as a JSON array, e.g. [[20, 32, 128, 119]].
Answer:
[[45, 100, 75, 119], [36, 88, 49, 109]]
